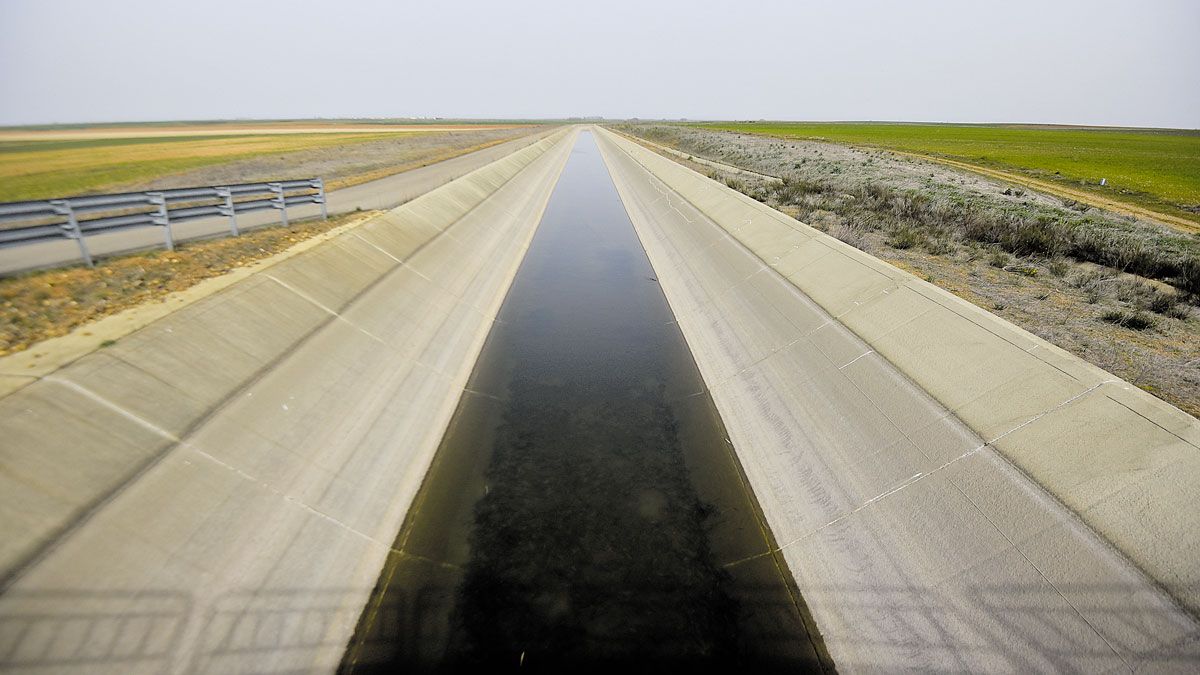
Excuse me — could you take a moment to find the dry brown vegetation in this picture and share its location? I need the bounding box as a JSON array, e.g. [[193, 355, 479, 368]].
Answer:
[[615, 124, 1200, 418], [0, 210, 379, 355]]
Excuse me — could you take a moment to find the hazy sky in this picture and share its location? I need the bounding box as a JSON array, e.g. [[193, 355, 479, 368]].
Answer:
[[1, 0, 1197, 127]]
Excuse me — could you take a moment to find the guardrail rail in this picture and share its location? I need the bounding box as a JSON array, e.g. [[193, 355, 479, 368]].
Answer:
[[0, 178, 328, 268]]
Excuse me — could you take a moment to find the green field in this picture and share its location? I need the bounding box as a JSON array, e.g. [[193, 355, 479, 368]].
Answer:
[[0, 132, 401, 202], [701, 122, 1200, 224]]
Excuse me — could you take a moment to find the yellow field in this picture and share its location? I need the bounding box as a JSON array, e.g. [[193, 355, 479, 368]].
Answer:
[[0, 121, 530, 201], [0, 131, 404, 201], [0, 121, 518, 142]]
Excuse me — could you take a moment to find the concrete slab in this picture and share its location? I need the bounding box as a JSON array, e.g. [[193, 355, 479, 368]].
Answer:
[[264, 235, 396, 312]]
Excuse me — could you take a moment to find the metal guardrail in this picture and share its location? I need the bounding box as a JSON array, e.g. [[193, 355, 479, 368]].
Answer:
[[0, 178, 327, 267]]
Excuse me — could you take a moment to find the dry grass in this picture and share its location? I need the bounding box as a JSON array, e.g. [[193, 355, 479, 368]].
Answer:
[[0, 133, 399, 201], [0, 210, 380, 355]]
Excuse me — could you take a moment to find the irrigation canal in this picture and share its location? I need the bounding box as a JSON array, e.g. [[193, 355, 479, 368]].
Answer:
[[340, 131, 827, 672]]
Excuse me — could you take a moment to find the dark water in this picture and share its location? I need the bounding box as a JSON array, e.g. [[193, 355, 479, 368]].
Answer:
[[341, 132, 828, 673]]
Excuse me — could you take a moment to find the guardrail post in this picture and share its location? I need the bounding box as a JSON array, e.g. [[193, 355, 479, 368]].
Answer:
[[313, 178, 328, 220], [216, 187, 239, 236], [148, 193, 174, 251], [269, 183, 288, 227], [51, 200, 93, 268]]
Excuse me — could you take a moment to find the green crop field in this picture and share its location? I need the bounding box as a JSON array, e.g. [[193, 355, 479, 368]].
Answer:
[[0, 132, 402, 202], [701, 122, 1200, 224]]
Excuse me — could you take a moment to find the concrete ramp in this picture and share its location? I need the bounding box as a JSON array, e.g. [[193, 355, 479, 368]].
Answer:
[[595, 127, 1200, 671], [0, 127, 577, 673]]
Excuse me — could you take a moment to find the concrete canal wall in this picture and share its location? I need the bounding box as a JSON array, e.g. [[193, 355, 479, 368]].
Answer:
[[0, 127, 576, 674], [597, 126, 1200, 672]]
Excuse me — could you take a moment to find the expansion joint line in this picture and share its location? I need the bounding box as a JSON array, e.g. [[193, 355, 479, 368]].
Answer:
[[263, 274, 388, 345], [950, 474, 1128, 666], [43, 375, 180, 442], [187, 444, 400, 555], [350, 232, 438, 284], [984, 378, 1118, 446], [772, 377, 1122, 556], [351, 232, 404, 265]]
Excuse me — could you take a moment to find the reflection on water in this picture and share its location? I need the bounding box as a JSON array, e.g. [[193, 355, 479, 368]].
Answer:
[[341, 131, 828, 672]]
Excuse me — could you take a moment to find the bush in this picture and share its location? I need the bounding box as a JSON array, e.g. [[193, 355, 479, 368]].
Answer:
[[1165, 304, 1192, 321], [1047, 259, 1072, 277], [926, 237, 954, 255], [890, 192, 933, 220], [771, 176, 829, 204], [830, 220, 872, 251], [1008, 216, 1068, 257], [887, 226, 926, 250], [860, 183, 896, 209], [1100, 309, 1157, 330], [1144, 288, 1186, 316], [1066, 268, 1114, 289]]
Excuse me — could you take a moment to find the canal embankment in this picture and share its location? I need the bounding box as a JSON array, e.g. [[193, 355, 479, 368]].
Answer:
[[596, 126, 1200, 671], [0, 127, 577, 674]]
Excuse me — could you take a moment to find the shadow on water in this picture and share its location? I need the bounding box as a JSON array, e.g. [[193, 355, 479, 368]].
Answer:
[[340, 131, 832, 673]]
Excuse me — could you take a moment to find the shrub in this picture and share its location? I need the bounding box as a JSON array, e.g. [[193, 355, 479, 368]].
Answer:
[[890, 192, 933, 220], [1008, 216, 1068, 257], [1100, 309, 1157, 330], [772, 176, 829, 204], [831, 220, 872, 251], [1165, 304, 1191, 321], [1066, 268, 1114, 289], [1144, 288, 1186, 316], [1047, 259, 1071, 277], [860, 183, 896, 208], [887, 226, 926, 250], [926, 237, 954, 255]]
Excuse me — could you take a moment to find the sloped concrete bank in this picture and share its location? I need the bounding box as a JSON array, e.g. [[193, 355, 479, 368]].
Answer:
[[596, 127, 1200, 671], [0, 127, 576, 673]]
